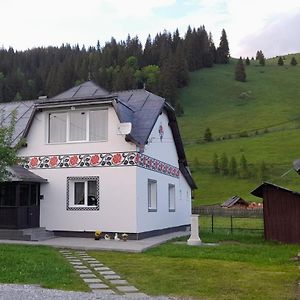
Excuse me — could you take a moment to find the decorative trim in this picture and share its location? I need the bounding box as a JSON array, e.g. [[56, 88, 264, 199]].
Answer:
[[66, 176, 99, 211], [21, 151, 179, 178]]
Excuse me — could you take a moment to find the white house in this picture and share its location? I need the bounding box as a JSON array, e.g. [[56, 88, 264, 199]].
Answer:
[[0, 81, 196, 239]]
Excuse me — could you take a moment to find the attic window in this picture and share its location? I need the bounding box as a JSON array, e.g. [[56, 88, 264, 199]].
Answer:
[[48, 109, 108, 143]]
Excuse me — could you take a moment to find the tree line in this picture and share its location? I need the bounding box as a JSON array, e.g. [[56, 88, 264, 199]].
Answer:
[[0, 27, 230, 115]]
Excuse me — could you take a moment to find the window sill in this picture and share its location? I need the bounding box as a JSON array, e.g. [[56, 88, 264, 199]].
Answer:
[[148, 208, 157, 212], [47, 140, 108, 145], [169, 209, 176, 212]]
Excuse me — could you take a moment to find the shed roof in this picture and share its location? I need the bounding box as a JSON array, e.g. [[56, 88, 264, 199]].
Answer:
[[221, 195, 249, 208], [251, 182, 300, 198]]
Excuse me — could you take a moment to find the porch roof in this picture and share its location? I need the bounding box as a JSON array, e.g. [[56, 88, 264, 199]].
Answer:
[[7, 166, 47, 183]]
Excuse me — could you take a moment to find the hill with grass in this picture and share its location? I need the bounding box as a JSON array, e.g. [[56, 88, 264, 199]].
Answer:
[[177, 54, 300, 206]]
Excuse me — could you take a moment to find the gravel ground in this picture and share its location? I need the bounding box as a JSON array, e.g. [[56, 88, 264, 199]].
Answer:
[[0, 284, 177, 300]]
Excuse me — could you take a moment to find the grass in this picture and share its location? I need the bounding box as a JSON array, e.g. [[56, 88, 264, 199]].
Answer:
[[200, 215, 264, 231], [90, 232, 300, 300], [0, 244, 88, 291], [176, 56, 300, 205]]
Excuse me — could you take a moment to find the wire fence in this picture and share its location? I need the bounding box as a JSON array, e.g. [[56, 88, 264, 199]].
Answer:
[[193, 206, 264, 234]]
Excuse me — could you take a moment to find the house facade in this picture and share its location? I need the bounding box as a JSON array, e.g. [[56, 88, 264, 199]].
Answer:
[[1, 81, 196, 239]]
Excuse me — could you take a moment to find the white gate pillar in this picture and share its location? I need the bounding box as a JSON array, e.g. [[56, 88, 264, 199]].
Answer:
[[187, 214, 202, 246]]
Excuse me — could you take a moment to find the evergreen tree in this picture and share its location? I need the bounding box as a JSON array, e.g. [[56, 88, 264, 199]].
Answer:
[[239, 154, 249, 179], [174, 41, 189, 88], [158, 54, 178, 108], [258, 161, 268, 181], [204, 127, 213, 142], [217, 29, 230, 64], [291, 56, 298, 66], [212, 153, 219, 174], [229, 156, 237, 176], [208, 32, 217, 63], [235, 57, 246, 82], [220, 152, 229, 175], [143, 34, 154, 66], [245, 57, 250, 65], [278, 56, 284, 66], [259, 55, 265, 66]]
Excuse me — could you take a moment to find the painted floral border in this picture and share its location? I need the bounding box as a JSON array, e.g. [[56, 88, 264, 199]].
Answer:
[[21, 151, 179, 178]]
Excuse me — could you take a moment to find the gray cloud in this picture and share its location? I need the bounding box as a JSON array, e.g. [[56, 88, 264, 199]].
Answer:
[[238, 11, 300, 58]]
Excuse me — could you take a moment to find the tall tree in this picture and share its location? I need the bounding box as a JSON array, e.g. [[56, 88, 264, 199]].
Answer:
[[229, 156, 237, 176], [217, 29, 230, 64], [174, 41, 189, 88], [212, 153, 219, 174], [235, 57, 246, 82], [204, 127, 213, 142], [220, 152, 229, 175], [291, 56, 298, 66], [278, 56, 284, 66]]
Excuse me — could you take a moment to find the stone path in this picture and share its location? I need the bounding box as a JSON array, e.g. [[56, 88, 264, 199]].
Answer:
[[59, 249, 147, 298]]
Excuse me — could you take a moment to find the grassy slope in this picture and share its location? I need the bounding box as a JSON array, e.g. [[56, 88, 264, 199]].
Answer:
[[178, 54, 300, 205]]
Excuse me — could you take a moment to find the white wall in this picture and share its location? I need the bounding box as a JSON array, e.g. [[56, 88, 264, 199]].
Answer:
[[136, 111, 192, 233], [38, 166, 137, 232], [144, 112, 178, 165], [136, 167, 191, 233]]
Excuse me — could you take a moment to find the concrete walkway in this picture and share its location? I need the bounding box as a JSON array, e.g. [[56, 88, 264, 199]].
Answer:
[[0, 231, 189, 252]]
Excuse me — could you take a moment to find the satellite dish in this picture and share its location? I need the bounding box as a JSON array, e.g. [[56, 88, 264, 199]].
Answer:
[[293, 159, 300, 174], [117, 122, 132, 135]]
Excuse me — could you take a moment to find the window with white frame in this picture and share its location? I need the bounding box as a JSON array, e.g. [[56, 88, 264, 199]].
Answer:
[[148, 179, 157, 212], [67, 176, 99, 211], [168, 184, 175, 212], [48, 109, 108, 143]]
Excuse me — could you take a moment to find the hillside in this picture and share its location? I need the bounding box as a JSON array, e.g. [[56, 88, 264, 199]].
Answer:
[[178, 54, 300, 206]]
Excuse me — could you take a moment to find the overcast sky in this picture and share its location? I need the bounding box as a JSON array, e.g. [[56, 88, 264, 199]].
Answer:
[[1, 0, 300, 58]]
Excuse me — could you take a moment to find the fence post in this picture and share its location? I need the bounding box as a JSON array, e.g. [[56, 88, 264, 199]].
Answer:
[[211, 214, 214, 233], [230, 215, 233, 234]]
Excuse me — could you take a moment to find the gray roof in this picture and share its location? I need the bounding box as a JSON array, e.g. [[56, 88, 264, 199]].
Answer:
[[221, 195, 249, 208], [50, 81, 109, 101], [1, 81, 196, 189], [7, 165, 47, 182], [0, 100, 35, 147]]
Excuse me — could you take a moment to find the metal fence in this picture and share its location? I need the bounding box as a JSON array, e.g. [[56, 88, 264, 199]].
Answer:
[[193, 206, 264, 234]]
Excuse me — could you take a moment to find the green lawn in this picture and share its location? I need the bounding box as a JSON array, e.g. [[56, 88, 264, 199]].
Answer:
[[0, 245, 88, 291], [90, 233, 300, 300]]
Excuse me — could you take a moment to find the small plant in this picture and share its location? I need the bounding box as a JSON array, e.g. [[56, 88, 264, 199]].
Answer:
[[122, 233, 128, 241], [94, 230, 102, 240]]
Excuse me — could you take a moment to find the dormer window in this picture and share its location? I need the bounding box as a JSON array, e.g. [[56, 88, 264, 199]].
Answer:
[[48, 109, 108, 143]]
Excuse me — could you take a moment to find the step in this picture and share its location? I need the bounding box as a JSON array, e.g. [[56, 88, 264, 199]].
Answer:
[[0, 228, 54, 241]]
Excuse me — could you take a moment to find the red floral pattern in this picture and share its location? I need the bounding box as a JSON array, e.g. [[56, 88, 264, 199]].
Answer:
[[49, 156, 58, 167], [69, 155, 79, 166], [22, 152, 179, 178], [30, 157, 39, 168], [90, 154, 100, 165], [112, 153, 122, 165]]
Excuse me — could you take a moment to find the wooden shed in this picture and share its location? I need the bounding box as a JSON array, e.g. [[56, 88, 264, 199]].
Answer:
[[221, 195, 249, 208], [251, 182, 300, 244]]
